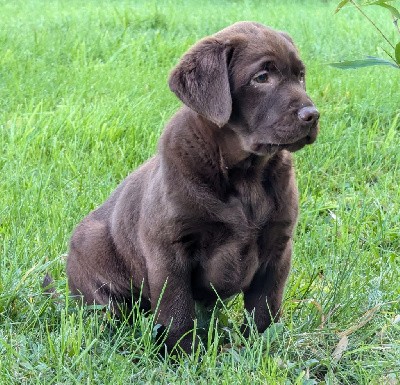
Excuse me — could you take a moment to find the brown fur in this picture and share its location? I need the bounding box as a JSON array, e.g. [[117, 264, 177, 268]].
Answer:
[[66, 22, 319, 353]]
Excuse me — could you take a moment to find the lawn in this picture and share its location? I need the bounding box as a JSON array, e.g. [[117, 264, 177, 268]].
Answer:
[[0, 0, 399, 383]]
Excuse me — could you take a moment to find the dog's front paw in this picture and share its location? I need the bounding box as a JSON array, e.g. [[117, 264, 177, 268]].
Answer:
[[154, 324, 198, 356]]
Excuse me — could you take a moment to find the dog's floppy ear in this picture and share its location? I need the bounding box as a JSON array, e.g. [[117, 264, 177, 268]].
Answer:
[[169, 38, 232, 127]]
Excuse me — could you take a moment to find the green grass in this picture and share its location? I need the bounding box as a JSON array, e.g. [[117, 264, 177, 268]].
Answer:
[[1, 0, 399, 383]]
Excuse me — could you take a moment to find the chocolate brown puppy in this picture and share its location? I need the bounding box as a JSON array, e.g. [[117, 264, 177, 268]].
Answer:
[[67, 21, 319, 353]]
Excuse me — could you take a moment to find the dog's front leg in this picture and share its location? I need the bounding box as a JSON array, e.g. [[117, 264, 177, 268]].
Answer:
[[241, 241, 292, 336], [147, 256, 196, 354]]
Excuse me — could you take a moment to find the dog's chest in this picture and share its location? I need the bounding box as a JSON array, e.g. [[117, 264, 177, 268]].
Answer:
[[227, 161, 272, 229], [228, 170, 272, 229], [192, 177, 274, 302]]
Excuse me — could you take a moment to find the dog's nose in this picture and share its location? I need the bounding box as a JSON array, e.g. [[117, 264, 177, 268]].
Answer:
[[298, 106, 320, 125]]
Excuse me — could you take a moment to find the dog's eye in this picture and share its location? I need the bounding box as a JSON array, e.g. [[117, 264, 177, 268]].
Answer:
[[299, 70, 305, 84], [253, 71, 269, 84]]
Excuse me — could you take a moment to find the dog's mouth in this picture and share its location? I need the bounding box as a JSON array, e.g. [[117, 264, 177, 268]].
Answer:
[[250, 124, 319, 155]]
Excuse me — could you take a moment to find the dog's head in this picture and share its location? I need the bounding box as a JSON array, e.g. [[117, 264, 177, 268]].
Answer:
[[169, 21, 319, 155]]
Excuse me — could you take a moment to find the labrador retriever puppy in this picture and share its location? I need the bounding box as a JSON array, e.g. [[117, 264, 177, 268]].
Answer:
[[67, 21, 319, 353]]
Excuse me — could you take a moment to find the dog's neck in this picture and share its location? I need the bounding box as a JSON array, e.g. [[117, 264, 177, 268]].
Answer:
[[215, 125, 271, 175]]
